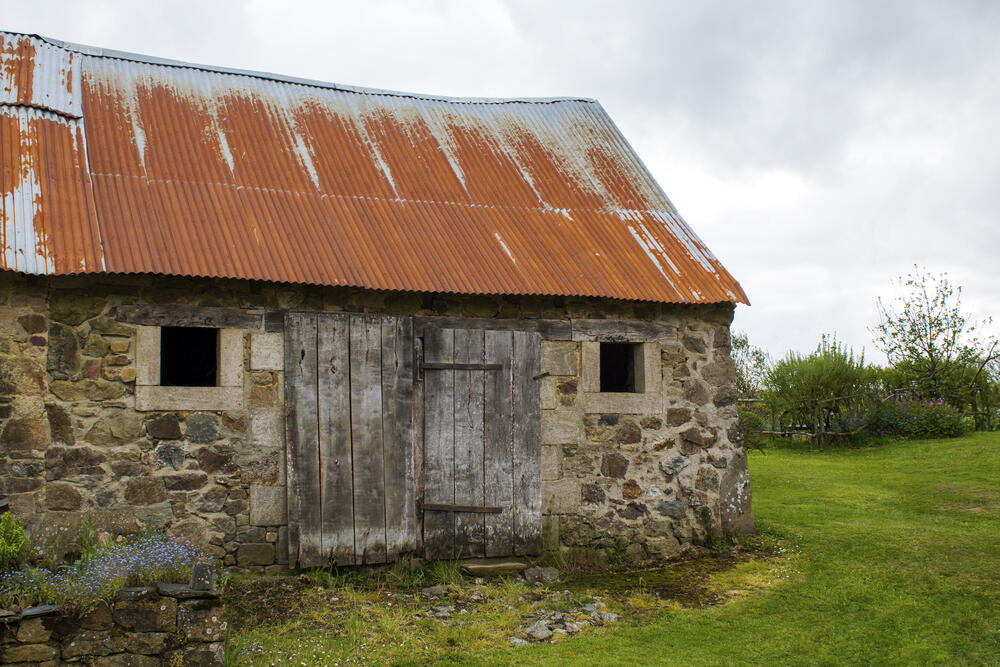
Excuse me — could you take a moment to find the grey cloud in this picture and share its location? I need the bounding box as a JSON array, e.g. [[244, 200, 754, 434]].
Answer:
[[4, 0, 998, 359]]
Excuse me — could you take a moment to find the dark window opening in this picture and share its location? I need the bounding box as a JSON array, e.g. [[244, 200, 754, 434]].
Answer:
[[160, 327, 219, 387], [600, 342, 639, 393]]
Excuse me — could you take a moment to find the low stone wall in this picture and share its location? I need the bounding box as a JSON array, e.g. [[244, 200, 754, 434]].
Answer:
[[0, 585, 226, 666]]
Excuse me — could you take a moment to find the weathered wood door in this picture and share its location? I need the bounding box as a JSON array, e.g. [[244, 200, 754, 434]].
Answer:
[[421, 327, 541, 559], [284, 313, 415, 568]]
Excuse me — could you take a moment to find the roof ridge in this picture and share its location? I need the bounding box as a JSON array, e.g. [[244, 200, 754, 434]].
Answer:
[[6, 29, 598, 107]]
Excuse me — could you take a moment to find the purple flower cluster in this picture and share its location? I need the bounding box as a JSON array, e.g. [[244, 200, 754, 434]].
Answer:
[[889, 395, 960, 412], [0, 533, 206, 614], [870, 395, 966, 438]]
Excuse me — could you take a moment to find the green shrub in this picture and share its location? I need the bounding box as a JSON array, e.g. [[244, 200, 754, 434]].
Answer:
[[867, 397, 967, 439], [0, 513, 29, 573], [737, 404, 768, 450], [762, 336, 879, 444]]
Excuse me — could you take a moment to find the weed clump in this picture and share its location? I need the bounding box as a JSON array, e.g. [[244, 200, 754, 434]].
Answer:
[[0, 513, 29, 573]]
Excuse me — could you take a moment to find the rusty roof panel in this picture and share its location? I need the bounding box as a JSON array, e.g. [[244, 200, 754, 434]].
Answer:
[[0, 31, 747, 304], [0, 106, 103, 274], [1, 32, 80, 116]]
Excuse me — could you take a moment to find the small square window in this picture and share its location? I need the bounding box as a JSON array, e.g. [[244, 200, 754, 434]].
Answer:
[[160, 326, 219, 387], [600, 342, 640, 393]]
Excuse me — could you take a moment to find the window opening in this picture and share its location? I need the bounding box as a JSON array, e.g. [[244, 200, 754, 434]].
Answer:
[[160, 327, 219, 387], [600, 342, 639, 393]]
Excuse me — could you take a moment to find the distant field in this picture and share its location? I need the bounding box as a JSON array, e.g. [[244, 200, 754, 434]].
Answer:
[[226, 434, 1000, 665], [496, 433, 1000, 666]]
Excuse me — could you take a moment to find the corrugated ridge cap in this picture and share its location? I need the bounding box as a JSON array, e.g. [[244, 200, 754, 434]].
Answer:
[[7, 29, 597, 106]]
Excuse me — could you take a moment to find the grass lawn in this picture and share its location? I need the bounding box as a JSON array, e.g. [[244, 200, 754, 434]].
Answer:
[[495, 433, 1000, 666], [226, 433, 1000, 665]]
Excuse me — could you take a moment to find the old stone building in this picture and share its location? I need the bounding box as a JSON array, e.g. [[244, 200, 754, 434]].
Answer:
[[0, 31, 752, 570]]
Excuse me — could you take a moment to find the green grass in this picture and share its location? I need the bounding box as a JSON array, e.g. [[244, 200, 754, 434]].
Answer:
[[227, 433, 1000, 665], [497, 433, 1000, 666]]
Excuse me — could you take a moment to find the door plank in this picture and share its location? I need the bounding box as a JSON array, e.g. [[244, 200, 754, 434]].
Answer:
[[412, 337, 425, 552], [350, 315, 388, 564], [512, 331, 543, 555], [453, 329, 486, 558], [422, 328, 456, 559], [484, 330, 515, 557], [284, 313, 325, 567], [317, 313, 355, 565], [382, 316, 416, 560], [283, 313, 304, 568]]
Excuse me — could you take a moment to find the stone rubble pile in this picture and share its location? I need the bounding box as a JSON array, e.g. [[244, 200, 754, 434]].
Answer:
[[510, 595, 621, 646], [413, 570, 623, 647]]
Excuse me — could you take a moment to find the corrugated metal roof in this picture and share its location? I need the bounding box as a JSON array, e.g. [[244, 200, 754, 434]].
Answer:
[[0, 30, 748, 304]]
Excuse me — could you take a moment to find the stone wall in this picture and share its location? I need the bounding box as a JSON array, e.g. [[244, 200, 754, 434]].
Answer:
[[0, 272, 752, 568], [0, 585, 225, 665], [538, 308, 754, 563], [0, 274, 288, 569]]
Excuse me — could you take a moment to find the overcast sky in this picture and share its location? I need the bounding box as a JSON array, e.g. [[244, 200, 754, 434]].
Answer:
[[4, 0, 998, 361]]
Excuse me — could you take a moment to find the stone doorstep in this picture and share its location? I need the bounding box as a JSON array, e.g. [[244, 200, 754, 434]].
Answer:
[[461, 559, 529, 576]]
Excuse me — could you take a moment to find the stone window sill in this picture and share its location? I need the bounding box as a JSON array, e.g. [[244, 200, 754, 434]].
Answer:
[[581, 391, 661, 414], [136, 386, 243, 412]]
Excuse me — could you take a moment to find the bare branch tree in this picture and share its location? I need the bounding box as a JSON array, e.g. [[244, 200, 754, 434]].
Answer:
[[872, 266, 998, 417]]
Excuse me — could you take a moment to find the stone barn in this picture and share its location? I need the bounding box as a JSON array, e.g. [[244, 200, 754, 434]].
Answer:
[[0, 31, 753, 570]]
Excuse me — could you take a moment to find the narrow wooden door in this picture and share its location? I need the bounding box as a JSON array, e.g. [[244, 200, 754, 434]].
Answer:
[[285, 312, 415, 568], [421, 327, 541, 559]]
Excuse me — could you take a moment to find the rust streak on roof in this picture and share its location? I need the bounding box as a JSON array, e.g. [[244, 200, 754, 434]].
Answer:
[[0, 30, 748, 305]]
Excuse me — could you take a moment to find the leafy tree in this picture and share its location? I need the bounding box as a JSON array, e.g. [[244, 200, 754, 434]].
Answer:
[[731, 332, 772, 451], [763, 335, 877, 446], [873, 267, 998, 423], [731, 331, 770, 399], [964, 355, 999, 430]]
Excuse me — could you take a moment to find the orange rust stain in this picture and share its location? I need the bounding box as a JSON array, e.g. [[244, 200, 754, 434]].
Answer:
[[502, 122, 605, 211], [357, 107, 462, 203], [294, 102, 397, 200], [80, 71, 147, 178], [1, 36, 35, 105], [64, 52, 74, 96], [0, 112, 103, 274], [585, 145, 656, 211], [444, 117, 548, 209], [137, 81, 235, 186], [213, 88, 318, 193]]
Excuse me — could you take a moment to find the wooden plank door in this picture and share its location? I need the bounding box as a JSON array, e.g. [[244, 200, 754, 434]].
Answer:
[[285, 312, 415, 568], [421, 327, 541, 559]]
